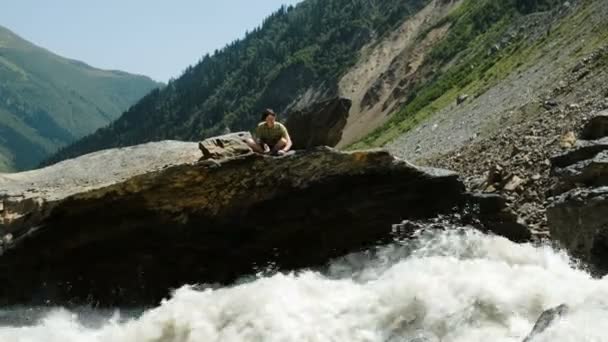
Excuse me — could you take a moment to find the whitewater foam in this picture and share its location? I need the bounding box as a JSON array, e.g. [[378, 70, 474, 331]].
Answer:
[[1, 229, 606, 342]]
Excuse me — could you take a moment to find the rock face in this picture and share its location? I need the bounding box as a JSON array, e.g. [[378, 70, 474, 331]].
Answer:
[[286, 97, 351, 150], [0, 134, 527, 306], [547, 111, 608, 273]]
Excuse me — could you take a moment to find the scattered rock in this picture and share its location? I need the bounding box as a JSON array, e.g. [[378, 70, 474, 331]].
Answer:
[[457, 94, 469, 105], [559, 131, 577, 148], [504, 175, 525, 192], [567, 103, 580, 110], [543, 99, 559, 110], [551, 137, 608, 167], [551, 150, 608, 194]]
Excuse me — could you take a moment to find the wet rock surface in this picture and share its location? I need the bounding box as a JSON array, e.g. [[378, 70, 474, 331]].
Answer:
[[0, 134, 525, 306], [523, 304, 569, 342]]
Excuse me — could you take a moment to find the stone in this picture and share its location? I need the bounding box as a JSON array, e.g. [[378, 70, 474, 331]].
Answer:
[[0, 140, 526, 306], [547, 115, 608, 274], [198, 132, 253, 160], [547, 187, 608, 273], [503, 175, 525, 192], [552, 150, 608, 194], [559, 131, 577, 149], [551, 137, 608, 168], [285, 97, 351, 150], [543, 99, 558, 110], [466, 194, 531, 242], [523, 304, 569, 342], [581, 110, 608, 140], [567, 103, 580, 110], [457, 94, 469, 105], [484, 185, 497, 193]]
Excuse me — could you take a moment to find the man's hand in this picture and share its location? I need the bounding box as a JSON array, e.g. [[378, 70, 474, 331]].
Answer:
[[276, 149, 286, 156]]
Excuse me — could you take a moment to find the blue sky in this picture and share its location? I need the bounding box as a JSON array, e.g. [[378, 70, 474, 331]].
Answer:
[[1, 0, 302, 82]]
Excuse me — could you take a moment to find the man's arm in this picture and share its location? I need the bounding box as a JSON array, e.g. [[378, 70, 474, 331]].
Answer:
[[281, 124, 293, 152]]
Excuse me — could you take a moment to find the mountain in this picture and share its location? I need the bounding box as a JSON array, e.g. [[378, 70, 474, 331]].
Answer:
[[0, 25, 160, 171], [45, 0, 430, 163], [47, 0, 605, 166]]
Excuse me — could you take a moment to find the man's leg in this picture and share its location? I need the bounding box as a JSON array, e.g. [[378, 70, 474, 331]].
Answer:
[[270, 138, 289, 154], [245, 138, 265, 153]]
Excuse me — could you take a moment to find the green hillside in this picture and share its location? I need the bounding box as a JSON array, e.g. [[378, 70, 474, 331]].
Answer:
[[0, 25, 160, 171]]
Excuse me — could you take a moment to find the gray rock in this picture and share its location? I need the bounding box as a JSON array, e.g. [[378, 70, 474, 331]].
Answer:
[[198, 132, 253, 160], [547, 187, 608, 272], [543, 99, 559, 110], [552, 150, 608, 194], [457, 94, 469, 105], [286, 97, 351, 150], [581, 110, 608, 140], [523, 304, 569, 342], [550, 137, 608, 168]]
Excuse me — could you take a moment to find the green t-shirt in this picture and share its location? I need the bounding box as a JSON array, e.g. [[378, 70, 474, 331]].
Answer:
[[256, 122, 288, 145]]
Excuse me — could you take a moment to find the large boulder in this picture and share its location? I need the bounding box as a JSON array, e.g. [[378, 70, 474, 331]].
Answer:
[[547, 114, 608, 273], [286, 97, 351, 149], [0, 134, 527, 306], [547, 187, 608, 272], [550, 137, 608, 168], [551, 150, 608, 195], [581, 109, 608, 140]]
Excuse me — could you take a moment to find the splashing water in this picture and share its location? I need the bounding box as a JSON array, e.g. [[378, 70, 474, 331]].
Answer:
[[1, 228, 607, 342]]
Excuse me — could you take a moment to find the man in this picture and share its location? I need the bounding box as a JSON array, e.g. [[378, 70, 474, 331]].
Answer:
[[246, 109, 293, 156]]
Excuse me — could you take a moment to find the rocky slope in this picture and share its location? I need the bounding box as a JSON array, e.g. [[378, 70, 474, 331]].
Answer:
[[0, 25, 160, 171], [385, 1, 608, 238], [0, 132, 528, 306]]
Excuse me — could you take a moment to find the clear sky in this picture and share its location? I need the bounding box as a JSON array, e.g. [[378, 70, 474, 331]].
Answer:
[[1, 0, 302, 82]]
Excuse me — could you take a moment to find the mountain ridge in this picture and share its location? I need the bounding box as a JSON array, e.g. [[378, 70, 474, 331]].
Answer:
[[0, 24, 161, 172], [45, 0, 606, 170]]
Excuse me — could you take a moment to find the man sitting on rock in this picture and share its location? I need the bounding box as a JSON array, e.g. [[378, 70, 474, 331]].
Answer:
[[246, 109, 293, 156]]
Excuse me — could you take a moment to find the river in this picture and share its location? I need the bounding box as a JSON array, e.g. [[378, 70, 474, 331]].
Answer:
[[0, 228, 606, 341]]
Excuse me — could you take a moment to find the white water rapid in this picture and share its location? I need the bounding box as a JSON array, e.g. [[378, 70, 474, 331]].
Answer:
[[0, 228, 606, 342]]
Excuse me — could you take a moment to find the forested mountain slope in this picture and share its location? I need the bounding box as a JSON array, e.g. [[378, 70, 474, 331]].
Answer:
[[49, 0, 583, 165], [45, 0, 431, 164]]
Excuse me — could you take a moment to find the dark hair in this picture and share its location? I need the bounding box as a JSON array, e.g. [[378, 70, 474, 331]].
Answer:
[[261, 108, 277, 121]]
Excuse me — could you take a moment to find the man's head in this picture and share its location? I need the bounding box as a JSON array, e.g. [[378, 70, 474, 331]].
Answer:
[[262, 109, 277, 126]]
